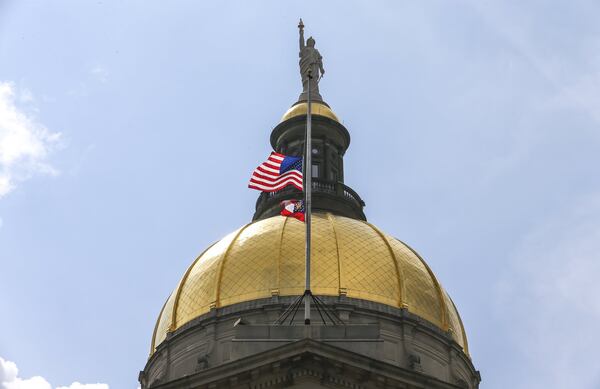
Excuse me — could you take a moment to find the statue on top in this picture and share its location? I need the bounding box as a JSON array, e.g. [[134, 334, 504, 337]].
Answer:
[[298, 19, 324, 102]]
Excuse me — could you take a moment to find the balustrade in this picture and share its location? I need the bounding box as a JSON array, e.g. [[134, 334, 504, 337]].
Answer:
[[257, 179, 364, 209]]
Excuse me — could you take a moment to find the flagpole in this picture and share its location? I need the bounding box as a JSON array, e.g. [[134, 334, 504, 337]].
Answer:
[[304, 69, 313, 325]]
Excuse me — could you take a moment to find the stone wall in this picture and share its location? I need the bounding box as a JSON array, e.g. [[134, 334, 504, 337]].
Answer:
[[140, 296, 479, 389]]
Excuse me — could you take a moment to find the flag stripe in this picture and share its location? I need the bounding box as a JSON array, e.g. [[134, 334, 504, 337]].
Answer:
[[250, 176, 302, 187], [249, 176, 302, 187], [249, 180, 303, 192], [249, 177, 302, 188], [248, 152, 304, 193], [250, 171, 303, 184], [252, 169, 302, 182], [263, 161, 280, 169], [256, 165, 280, 175]]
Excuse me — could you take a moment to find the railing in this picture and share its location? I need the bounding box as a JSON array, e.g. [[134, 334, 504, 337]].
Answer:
[[257, 178, 365, 209], [341, 185, 365, 207]]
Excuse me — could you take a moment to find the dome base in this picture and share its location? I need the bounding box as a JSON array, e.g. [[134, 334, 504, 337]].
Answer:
[[141, 295, 479, 389]]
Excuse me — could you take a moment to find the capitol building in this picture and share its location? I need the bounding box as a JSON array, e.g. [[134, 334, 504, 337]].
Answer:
[[139, 24, 480, 389]]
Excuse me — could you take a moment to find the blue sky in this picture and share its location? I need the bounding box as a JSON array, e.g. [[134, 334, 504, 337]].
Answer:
[[1, 1, 599, 388]]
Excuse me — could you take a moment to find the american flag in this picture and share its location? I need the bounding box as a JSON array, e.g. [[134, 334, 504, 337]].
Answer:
[[248, 152, 303, 192]]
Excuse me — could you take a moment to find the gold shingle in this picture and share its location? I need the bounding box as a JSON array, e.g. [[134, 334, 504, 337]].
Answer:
[[151, 214, 468, 355]]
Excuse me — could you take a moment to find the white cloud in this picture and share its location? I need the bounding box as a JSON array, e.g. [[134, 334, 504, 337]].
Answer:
[[19, 89, 34, 104], [56, 384, 108, 389], [90, 66, 109, 84], [0, 357, 109, 389], [0, 81, 61, 199], [0, 356, 51, 389], [496, 194, 600, 389]]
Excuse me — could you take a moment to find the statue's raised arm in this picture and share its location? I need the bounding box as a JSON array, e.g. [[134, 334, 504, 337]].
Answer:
[[297, 19, 324, 102], [298, 18, 305, 51]]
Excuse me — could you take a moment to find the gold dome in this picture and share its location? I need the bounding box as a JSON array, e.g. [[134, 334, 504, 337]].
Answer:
[[280, 101, 340, 123], [151, 213, 468, 354]]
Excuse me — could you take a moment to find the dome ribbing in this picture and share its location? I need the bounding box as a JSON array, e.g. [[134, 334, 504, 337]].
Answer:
[[151, 213, 468, 355]]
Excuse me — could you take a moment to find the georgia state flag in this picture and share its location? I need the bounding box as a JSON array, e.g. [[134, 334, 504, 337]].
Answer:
[[280, 199, 305, 222]]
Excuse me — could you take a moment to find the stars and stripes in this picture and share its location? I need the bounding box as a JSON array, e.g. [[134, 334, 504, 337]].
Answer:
[[248, 152, 303, 192]]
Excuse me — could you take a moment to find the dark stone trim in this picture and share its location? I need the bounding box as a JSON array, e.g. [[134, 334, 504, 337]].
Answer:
[[147, 295, 475, 374], [147, 338, 466, 389]]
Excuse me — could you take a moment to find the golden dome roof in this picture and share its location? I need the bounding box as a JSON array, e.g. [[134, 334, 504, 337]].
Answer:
[[151, 213, 468, 354], [281, 101, 340, 123]]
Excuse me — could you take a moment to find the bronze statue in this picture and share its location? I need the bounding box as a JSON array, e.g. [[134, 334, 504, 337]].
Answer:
[[298, 19, 324, 102]]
